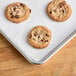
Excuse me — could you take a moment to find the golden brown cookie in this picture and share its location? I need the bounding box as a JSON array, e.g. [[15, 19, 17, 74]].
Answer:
[[28, 26, 51, 49], [5, 2, 31, 23], [47, 0, 72, 22]]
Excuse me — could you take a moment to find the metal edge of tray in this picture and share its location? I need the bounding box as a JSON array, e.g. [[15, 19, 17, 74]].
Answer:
[[0, 27, 76, 64], [0, 28, 39, 64], [36, 29, 76, 64]]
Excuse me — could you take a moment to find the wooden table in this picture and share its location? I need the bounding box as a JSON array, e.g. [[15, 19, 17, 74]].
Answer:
[[0, 34, 76, 76]]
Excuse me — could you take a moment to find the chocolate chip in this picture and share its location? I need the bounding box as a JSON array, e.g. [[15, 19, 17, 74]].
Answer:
[[20, 3, 23, 6], [59, 4, 62, 8], [20, 3, 25, 7], [34, 32, 38, 36], [50, 11, 52, 14], [54, 9, 56, 13], [62, 10, 64, 13], [59, 1, 66, 7], [34, 33, 36, 36], [38, 36, 40, 38], [11, 15, 14, 18], [41, 39, 44, 42], [46, 34, 49, 37], [45, 40, 48, 42], [15, 15, 19, 19], [10, 13, 13, 15], [13, 7, 16, 11], [30, 9, 31, 13]]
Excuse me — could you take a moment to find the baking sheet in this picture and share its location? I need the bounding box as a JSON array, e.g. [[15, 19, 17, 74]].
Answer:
[[0, 0, 76, 64]]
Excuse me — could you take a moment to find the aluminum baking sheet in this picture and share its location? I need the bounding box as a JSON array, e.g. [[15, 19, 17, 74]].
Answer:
[[0, 0, 76, 64]]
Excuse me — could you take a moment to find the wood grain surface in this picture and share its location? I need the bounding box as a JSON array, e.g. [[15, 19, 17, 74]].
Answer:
[[0, 34, 76, 76]]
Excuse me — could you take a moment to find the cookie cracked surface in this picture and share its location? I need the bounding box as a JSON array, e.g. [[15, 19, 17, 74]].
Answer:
[[28, 26, 51, 49], [47, 0, 72, 22], [5, 2, 31, 23]]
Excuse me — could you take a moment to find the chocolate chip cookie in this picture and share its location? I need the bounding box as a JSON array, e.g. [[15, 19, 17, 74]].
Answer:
[[47, 0, 72, 22], [5, 2, 31, 23], [28, 26, 51, 49]]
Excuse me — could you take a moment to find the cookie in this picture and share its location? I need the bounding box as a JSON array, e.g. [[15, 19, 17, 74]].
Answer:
[[5, 2, 31, 23], [28, 26, 51, 49], [47, 0, 72, 22]]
